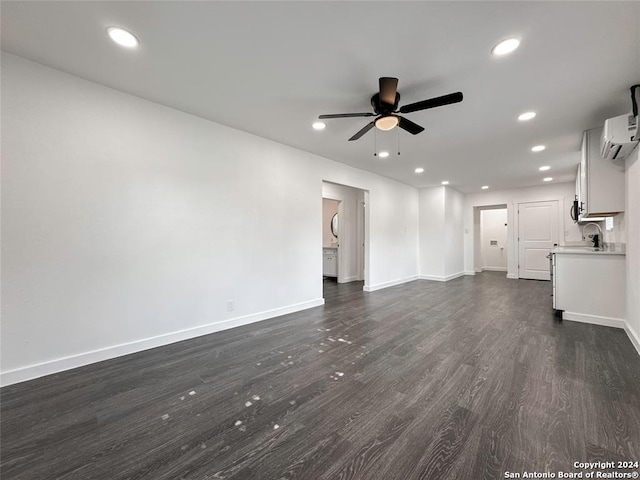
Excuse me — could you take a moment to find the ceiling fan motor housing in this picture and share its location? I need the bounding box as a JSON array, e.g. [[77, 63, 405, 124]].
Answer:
[[371, 92, 400, 115]]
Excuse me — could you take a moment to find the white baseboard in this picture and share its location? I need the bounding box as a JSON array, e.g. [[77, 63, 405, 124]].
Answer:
[[562, 311, 626, 329], [444, 272, 465, 281], [465, 271, 476, 276], [363, 275, 419, 292], [418, 274, 447, 282], [624, 322, 640, 356], [481, 266, 508, 272], [341, 276, 360, 283], [506, 273, 518, 279], [563, 313, 639, 357], [418, 272, 465, 282], [0, 298, 325, 387]]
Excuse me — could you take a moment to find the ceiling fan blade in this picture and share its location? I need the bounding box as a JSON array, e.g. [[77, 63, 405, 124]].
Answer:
[[348, 122, 375, 141], [379, 77, 399, 105], [319, 112, 375, 119], [398, 116, 425, 135], [399, 92, 463, 114]]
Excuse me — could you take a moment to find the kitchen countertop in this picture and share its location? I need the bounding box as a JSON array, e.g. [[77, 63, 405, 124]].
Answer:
[[552, 246, 625, 256]]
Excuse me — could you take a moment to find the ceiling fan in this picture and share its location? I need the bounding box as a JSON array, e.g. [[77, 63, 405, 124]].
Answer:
[[319, 77, 463, 141]]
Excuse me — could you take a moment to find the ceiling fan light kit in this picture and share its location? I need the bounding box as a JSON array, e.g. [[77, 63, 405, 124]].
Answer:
[[375, 115, 399, 131], [318, 77, 463, 142]]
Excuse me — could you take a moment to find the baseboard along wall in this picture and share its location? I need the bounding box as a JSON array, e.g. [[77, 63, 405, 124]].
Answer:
[[363, 275, 419, 292], [563, 311, 640, 357], [0, 298, 325, 387]]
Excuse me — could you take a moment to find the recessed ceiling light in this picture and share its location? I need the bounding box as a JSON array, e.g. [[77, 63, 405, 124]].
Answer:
[[481, 185, 489, 190], [415, 167, 424, 174], [492, 38, 520, 56], [531, 145, 546, 152], [441, 181, 450, 185], [518, 111, 536, 121], [312, 121, 326, 131], [107, 27, 139, 48], [378, 151, 389, 158], [543, 177, 553, 182], [539, 165, 551, 171]]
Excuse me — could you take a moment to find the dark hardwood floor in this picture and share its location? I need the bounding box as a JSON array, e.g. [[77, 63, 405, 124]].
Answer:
[[2, 273, 639, 480]]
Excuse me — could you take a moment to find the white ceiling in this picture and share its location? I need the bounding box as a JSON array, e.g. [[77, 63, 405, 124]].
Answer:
[[2, 1, 639, 193]]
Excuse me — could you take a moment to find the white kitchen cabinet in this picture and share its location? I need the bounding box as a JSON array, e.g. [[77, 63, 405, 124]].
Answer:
[[323, 248, 337, 277], [574, 162, 603, 223], [553, 249, 625, 325], [580, 127, 625, 217]]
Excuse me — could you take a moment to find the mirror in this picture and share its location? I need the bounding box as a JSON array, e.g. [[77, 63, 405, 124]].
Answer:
[[331, 213, 338, 238]]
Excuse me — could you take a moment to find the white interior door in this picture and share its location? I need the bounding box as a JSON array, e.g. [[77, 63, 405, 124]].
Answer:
[[518, 200, 559, 280]]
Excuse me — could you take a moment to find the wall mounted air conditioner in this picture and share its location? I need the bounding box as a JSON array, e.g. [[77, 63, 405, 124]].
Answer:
[[601, 113, 639, 160]]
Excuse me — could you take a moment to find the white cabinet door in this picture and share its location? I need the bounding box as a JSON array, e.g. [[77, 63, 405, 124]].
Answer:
[[518, 200, 559, 280], [323, 253, 337, 277], [579, 132, 587, 217], [554, 253, 625, 322]]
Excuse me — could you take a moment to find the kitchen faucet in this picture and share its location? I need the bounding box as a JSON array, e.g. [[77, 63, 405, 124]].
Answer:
[[581, 222, 603, 248]]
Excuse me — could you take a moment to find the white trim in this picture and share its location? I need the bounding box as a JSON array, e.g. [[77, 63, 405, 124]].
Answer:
[[481, 266, 507, 272], [464, 271, 476, 276], [624, 322, 640, 356], [562, 311, 626, 329], [357, 198, 365, 282], [418, 272, 465, 282], [337, 200, 347, 284], [506, 273, 518, 279], [471, 203, 509, 279], [444, 272, 465, 281], [419, 274, 447, 282], [341, 276, 360, 283], [0, 298, 325, 387], [363, 275, 418, 292], [562, 314, 640, 357]]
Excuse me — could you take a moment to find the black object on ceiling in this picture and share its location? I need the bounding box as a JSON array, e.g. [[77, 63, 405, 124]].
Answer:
[[319, 77, 463, 141]]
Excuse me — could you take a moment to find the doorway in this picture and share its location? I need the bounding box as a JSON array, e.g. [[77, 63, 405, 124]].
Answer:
[[473, 204, 508, 275], [322, 198, 340, 280], [322, 181, 367, 299]]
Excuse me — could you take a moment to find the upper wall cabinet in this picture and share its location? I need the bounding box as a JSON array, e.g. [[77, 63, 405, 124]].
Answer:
[[580, 127, 625, 217]]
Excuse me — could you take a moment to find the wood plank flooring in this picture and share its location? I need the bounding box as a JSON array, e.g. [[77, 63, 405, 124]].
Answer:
[[2, 273, 640, 480]]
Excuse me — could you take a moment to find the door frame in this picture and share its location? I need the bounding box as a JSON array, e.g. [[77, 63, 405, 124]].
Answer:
[[473, 204, 508, 275], [322, 184, 369, 288], [513, 198, 563, 280]]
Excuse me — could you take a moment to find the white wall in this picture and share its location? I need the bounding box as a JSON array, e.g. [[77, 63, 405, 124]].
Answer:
[[418, 186, 464, 280], [625, 146, 640, 352], [322, 198, 339, 247], [604, 212, 626, 247], [463, 182, 580, 278], [444, 187, 464, 277], [1, 53, 419, 385], [481, 209, 508, 271], [419, 187, 445, 278]]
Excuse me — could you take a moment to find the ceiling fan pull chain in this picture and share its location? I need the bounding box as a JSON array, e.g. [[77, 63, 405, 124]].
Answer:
[[397, 126, 401, 155], [373, 128, 377, 156]]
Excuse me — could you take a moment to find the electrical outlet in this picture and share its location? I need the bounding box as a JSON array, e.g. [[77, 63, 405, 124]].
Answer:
[[226, 300, 235, 312]]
